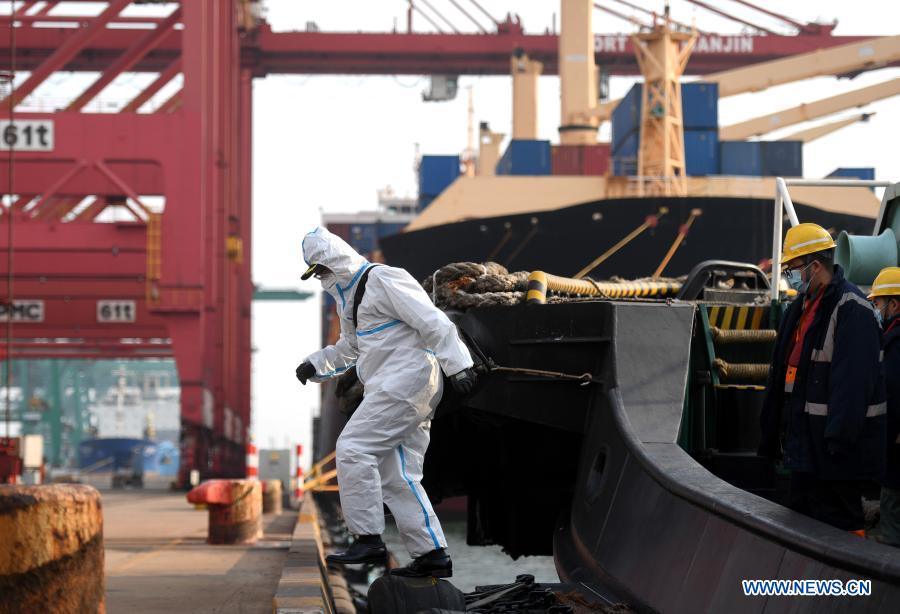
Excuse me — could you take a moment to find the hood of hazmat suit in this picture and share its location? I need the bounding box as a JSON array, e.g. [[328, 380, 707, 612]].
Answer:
[[300, 226, 473, 558]]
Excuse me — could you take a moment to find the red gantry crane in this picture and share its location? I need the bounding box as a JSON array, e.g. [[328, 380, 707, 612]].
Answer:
[[0, 0, 893, 485]]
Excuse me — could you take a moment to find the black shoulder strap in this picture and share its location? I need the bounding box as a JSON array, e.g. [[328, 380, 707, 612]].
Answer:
[[353, 264, 382, 329]]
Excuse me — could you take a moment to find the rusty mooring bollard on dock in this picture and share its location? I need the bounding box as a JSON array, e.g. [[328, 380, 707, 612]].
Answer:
[[186, 479, 262, 545], [0, 484, 105, 614], [261, 479, 283, 514]]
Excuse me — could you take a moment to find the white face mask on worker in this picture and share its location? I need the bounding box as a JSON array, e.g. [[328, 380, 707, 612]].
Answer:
[[319, 273, 337, 291]]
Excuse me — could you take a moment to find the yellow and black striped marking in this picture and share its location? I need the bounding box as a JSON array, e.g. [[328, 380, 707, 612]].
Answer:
[[526, 271, 549, 304], [707, 305, 770, 330]]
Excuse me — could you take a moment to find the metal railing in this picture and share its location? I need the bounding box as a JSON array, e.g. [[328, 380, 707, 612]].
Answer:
[[303, 450, 339, 492], [770, 177, 893, 301]]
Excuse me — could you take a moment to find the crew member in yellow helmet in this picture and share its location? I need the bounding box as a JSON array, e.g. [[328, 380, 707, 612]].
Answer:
[[871, 267, 900, 546], [759, 223, 886, 535]]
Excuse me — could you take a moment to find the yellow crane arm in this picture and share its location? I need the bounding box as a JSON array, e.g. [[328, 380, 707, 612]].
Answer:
[[705, 34, 900, 97], [590, 34, 900, 122], [720, 78, 900, 140], [778, 112, 875, 143]]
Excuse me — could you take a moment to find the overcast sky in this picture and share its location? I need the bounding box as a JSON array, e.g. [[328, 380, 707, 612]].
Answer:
[[249, 1, 900, 463]]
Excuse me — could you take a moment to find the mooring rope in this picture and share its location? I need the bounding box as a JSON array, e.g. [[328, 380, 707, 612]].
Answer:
[[422, 261, 684, 311]]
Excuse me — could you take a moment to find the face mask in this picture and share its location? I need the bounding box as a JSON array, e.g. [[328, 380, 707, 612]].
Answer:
[[319, 272, 337, 292], [876, 300, 898, 326], [785, 262, 814, 294]]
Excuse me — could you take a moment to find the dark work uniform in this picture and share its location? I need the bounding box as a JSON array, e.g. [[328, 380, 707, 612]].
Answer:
[[880, 315, 900, 545], [759, 266, 886, 531]]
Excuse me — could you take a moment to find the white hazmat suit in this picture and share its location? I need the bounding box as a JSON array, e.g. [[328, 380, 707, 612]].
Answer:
[[302, 227, 473, 557]]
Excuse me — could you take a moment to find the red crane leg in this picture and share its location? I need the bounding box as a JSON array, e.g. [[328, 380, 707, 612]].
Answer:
[[167, 0, 246, 484], [238, 68, 253, 452]]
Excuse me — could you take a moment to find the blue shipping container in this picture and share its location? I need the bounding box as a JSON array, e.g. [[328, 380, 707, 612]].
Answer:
[[612, 82, 719, 153], [684, 129, 719, 176], [419, 155, 460, 197], [720, 140, 762, 176], [827, 167, 875, 181], [681, 82, 719, 130], [611, 83, 643, 153], [761, 141, 802, 177], [496, 140, 551, 175], [611, 131, 638, 176]]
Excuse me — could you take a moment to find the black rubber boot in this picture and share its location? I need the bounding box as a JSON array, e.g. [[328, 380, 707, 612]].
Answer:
[[390, 548, 452, 578], [326, 535, 387, 565]]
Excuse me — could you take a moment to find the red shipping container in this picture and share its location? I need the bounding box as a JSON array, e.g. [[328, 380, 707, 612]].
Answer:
[[551, 144, 610, 176]]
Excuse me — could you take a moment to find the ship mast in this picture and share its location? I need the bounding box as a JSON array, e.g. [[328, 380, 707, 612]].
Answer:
[[462, 86, 476, 177], [511, 49, 542, 140], [632, 7, 697, 196], [559, 0, 599, 145]]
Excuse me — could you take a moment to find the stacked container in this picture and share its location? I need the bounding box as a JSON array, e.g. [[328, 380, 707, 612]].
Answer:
[[611, 82, 719, 176], [612, 132, 639, 176], [827, 167, 875, 181], [496, 140, 552, 175], [418, 155, 460, 208], [551, 144, 610, 175], [719, 141, 803, 177], [682, 82, 719, 175], [719, 141, 762, 176], [827, 167, 875, 190], [611, 84, 643, 155], [761, 141, 802, 177]]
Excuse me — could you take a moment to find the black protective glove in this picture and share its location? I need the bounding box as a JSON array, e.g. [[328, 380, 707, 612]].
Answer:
[[335, 366, 359, 398], [295, 361, 316, 385], [450, 367, 478, 395]]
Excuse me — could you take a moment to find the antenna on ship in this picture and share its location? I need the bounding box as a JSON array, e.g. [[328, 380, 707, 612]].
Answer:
[[462, 86, 476, 177]]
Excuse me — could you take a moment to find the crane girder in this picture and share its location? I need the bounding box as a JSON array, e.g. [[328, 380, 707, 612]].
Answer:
[[778, 112, 875, 143], [720, 78, 900, 140], [593, 34, 900, 122], [704, 34, 900, 97]]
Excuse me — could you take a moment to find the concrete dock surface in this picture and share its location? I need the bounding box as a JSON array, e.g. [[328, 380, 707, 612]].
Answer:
[[103, 490, 295, 613]]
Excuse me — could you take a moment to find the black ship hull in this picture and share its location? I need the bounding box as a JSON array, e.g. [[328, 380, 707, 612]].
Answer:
[[424, 300, 900, 612], [380, 196, 874, 280]]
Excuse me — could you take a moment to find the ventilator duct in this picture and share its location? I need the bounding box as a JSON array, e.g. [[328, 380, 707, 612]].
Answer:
[[835, 228, 899, 285]]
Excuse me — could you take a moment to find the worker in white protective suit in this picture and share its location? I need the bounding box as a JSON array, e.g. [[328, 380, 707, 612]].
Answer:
[[295, 227, 477, 578]]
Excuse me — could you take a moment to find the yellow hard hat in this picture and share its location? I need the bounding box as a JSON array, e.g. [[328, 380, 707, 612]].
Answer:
[[868, 267, 900, 299], [781, 223, 836, 265]]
